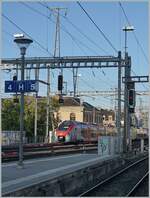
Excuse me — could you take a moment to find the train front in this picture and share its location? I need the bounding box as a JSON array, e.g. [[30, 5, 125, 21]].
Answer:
[[55, 120, 74, 143]]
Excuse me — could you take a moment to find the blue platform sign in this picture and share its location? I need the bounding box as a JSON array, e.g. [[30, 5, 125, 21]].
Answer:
[[5, 80, 39, 93], [26, 80, 38, 92], [5, 81, 16, 93], [16, 81, 26, 93]]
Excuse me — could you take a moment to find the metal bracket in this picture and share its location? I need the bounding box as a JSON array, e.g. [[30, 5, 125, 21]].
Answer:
[[122, 75, 149, 83]]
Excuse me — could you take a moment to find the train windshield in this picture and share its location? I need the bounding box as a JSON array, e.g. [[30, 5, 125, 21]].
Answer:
[[58, 121, 74, 131]]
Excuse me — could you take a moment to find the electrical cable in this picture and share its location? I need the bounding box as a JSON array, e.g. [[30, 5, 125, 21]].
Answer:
[[39, 2, 118, 88], [118, 2, 149, 91], [2, 29, 52, 55], [118, 2, 149, 65], [77, 1, 118, 53], [22, 1, 115, 87], [2, 14, 53, 56], [39, 1, 109, 55], [21, 2, 100, 56]]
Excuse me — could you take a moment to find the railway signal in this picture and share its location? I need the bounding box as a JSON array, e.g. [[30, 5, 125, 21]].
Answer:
[[128, 89, 135, 113], [58, 74, 63, 91], [13, 74, 17, 81]]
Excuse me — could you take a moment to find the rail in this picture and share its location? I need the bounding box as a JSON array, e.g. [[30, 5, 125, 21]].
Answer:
[[126, 171, 149, 196], [2, 142, 98, 162], [79, 156, 148, 197]]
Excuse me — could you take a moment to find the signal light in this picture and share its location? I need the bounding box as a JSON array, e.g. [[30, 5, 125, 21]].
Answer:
[[13, 75, 17, 81], [58, 75, 63, 91], [128, 89, 136, 113], [128, 89, 135, 106]]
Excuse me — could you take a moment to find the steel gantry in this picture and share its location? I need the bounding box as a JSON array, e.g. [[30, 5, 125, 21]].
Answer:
[[2, 52, 148, 153], [1, 52, 124, 153], [68, 90, 149, 97], [1, 55, 125, 70]]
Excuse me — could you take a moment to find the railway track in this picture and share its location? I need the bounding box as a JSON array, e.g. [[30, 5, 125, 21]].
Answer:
[[2, 142, 98, 162], [79, 156, 148, 197], [2, 138, 148, 162], [126, 172, 149, 196]]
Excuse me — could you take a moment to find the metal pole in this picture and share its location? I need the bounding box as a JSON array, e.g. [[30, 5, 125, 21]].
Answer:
[[46, 65, 50, 142], [123, 53, 131, 153], [117, 51, 122, 153], [18, 47, 25, 167], [127, 56, 131, 151], [73, 68, 78, 97], [125, 30, 127, 54], [34, 95, 37, 143], [34, 64, 39, 143], [123, 52, 128, 153], [93, 107, 95, 124], [0, 96, 1, 135], [123, 29, 128, 153]]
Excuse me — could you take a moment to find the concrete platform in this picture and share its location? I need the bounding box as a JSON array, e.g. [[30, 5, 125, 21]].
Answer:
[[2, 153, 115, 196]]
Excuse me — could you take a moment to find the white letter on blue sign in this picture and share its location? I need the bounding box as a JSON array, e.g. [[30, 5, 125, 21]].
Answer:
[[19, 83, 24, 91], [8, 84, 13, 91], [30, 83, 35, 91]]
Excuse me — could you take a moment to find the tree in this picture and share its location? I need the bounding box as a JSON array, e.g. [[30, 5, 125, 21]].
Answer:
[[2, 95, 60, 140], [2, 98, 20, 131]]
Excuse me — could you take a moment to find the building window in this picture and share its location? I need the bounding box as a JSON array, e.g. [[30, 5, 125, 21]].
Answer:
[[70, 113, 76, 121], [108, 115, 112, 122]]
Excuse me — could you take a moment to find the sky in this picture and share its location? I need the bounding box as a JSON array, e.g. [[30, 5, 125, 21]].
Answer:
[[1, 1, 149, 110]]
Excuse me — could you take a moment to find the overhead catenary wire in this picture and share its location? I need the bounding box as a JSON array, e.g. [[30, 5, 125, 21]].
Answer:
[[2, 14, 53, 57], [19, 2, 105, 92], [21, 1, 114, 89], [77, 1, 118, 54], [3, 29, 53, 56], [3, 3, 121, 98], [118, 2, 149, 91], [38, 2, 117, 88], [39, 1, 109, 55], [118, 2, 149, 65], [20, 2, 101, 56]]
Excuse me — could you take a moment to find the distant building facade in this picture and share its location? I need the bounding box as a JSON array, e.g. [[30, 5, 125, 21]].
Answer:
[[56, 97, 115, 126]]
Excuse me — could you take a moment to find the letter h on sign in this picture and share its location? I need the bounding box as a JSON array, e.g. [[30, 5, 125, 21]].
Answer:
[[17, 81, 26, 92]]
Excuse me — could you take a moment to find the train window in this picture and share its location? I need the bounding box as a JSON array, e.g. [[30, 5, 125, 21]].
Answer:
[[58, 121, 74, 131]]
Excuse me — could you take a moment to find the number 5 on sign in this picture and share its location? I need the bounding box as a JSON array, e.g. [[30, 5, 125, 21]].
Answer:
[[26, 80, 39, 92]]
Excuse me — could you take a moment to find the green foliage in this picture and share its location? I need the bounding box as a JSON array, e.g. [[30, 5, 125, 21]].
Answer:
[[2, 98, 20, 131], [2, 96, 60, 138]]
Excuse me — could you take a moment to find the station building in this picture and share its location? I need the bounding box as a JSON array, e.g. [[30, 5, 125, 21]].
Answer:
[[55, 97, 115, 126]]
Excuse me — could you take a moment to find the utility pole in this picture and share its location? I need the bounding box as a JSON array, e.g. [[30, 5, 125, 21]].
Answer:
[[93, 107, 96, 124], [73, 68, 78, 97], [46, 7, 67, 142], [122, 26, 134, 153], [117, 51, 122, 153], [0, 65, 2, 135], [123, 52, 131, 152]]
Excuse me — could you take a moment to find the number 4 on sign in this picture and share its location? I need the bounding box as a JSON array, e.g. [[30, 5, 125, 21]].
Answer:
[[5, 81, 16, 93], [8, 84, 13, 91]]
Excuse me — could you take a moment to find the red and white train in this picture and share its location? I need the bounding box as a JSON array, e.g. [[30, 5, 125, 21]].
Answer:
[[55, 120, 106, 143]]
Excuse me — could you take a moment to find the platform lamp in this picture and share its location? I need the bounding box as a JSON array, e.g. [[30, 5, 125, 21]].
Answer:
[[14, 34, 33, 167]]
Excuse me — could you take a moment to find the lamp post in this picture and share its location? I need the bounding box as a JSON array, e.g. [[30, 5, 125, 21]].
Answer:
[[122, 26, 134, 54], [14, 36, 33, 167]]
